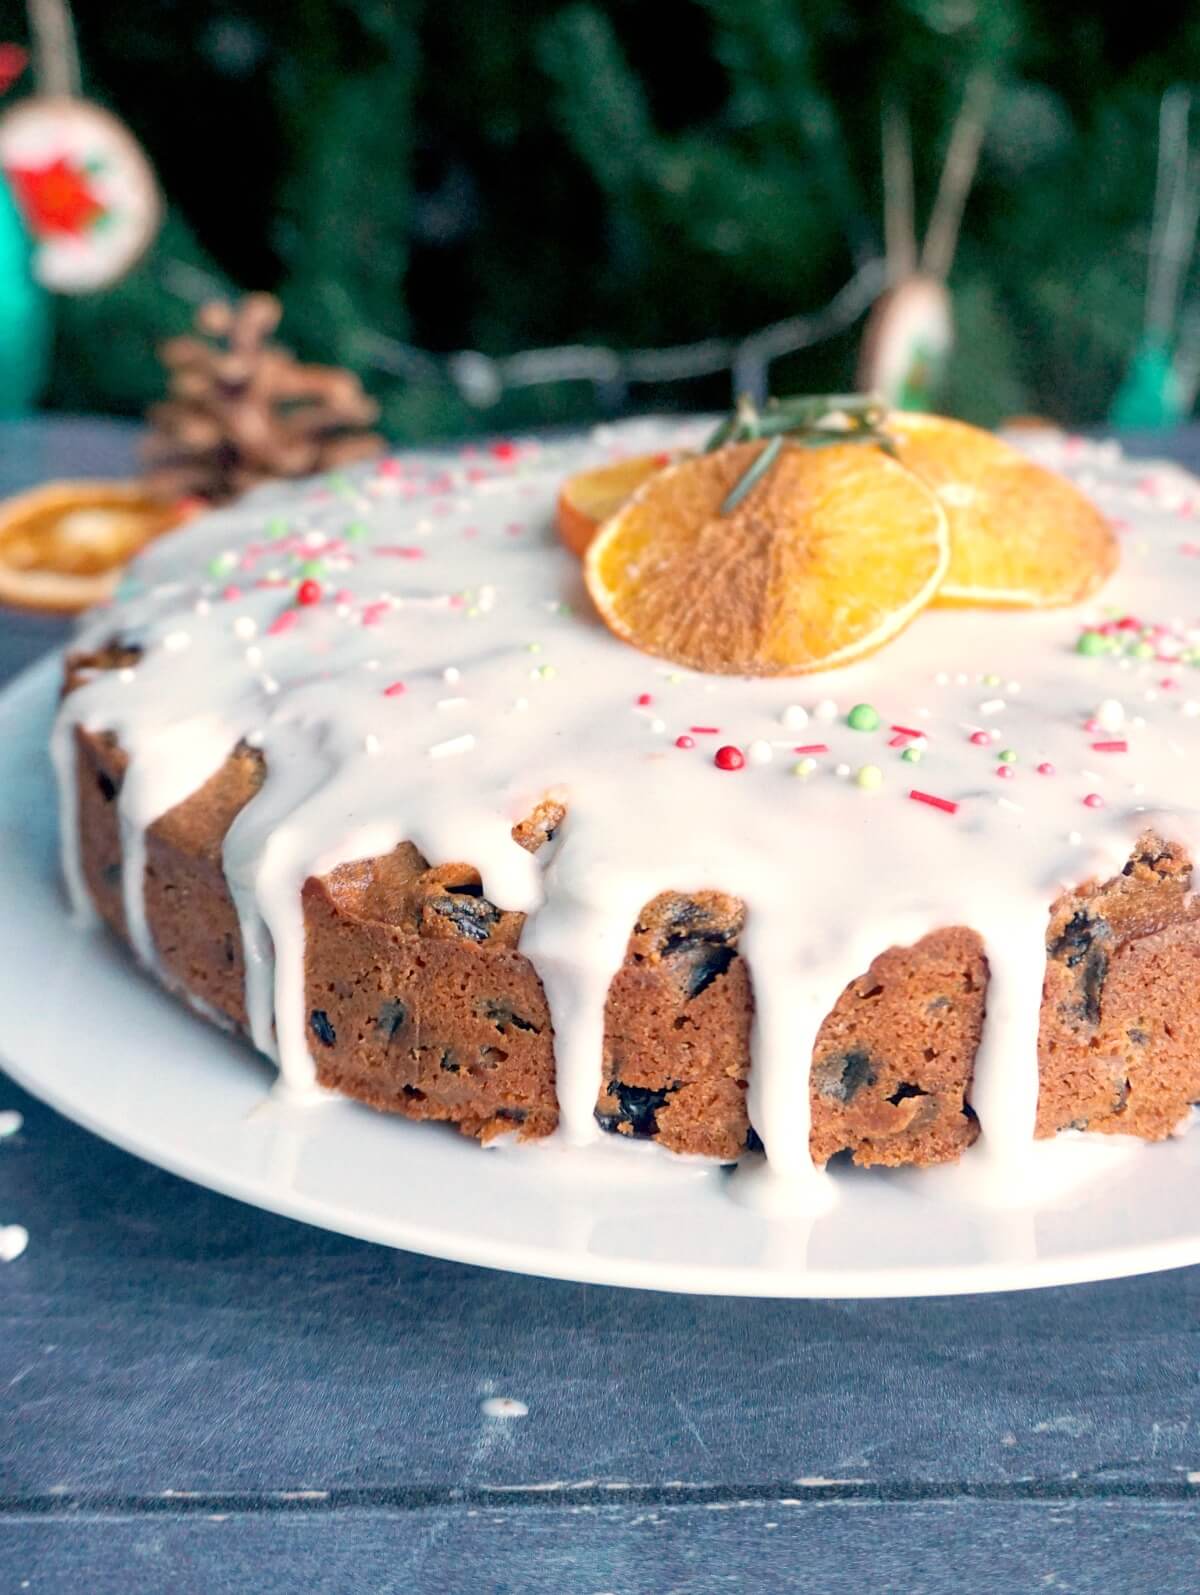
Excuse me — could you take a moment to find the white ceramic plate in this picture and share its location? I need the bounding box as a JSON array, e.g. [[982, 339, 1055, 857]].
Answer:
[[5, 654, 1200, 1296]]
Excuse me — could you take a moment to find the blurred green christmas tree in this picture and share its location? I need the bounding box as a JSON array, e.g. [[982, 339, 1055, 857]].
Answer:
[[2, 0, 1198, 436]]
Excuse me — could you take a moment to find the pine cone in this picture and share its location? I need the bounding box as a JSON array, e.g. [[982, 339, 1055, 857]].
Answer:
[[142, 294, 385, 504]]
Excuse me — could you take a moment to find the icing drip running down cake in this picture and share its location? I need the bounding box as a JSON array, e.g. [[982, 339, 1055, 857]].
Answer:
[[49, 413, 1200, 1214]]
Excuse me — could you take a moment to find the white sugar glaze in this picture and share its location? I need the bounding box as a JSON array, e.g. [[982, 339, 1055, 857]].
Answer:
[[50, 421, 1200, 1211]]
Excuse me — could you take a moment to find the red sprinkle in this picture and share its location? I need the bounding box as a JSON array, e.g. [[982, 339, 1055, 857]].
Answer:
[[675, 735, 695, 749], [888, 734, 908, 749], [690, 726, 720, 735], [890, 725, 924, 739], [489, 440, 519, 462], [909, 790, 958, 815], [636, 693, 653, 707], [995, 764, 1015, 780], [297, 579, 322, 606], [1091, 740, 1128, 753], [714, 745, 745, 772], [792, 743, 829, 755], [375, 545, 426, 559], [1083, 792, 1105, 809], [383, 681, 406, 697], [267, 608, 298, 637], [1037, 762, 1055, 776], [969, 731, 991, 747], [221, 584, 242, 602]]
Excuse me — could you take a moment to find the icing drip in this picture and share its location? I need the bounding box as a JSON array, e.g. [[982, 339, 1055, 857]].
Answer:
[[48, 423, 1200, 1207]]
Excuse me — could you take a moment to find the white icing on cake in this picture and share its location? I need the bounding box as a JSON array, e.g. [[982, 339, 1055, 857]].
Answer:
[[50, 421, 1200, 1209]]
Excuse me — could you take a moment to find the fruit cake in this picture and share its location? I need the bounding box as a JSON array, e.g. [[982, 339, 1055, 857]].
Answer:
[[51, 412, 1200, 1199]]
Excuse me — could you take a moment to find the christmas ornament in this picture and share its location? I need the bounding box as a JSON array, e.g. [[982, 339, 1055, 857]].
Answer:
[[142, 294, 385, 504], [0, 0, 161, 293], [1110, 87, 1198, 430], [857, 76, 992, 410], [0, 96, 161, 293], [0, 478, 186, 611], [0, 161, 48, 412]]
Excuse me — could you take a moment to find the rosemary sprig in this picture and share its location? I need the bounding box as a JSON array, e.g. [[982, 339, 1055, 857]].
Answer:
[[708, 391, 895, 514], [720, 433, 784, 515]]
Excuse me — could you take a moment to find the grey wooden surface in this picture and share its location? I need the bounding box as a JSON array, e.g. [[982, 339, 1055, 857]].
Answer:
[[3, 418, 1200, 1594]]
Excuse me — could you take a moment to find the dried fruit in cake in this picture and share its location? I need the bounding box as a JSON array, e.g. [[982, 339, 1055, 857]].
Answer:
[[0, 479, 187, 612], [889, 412, 1118, 606], [555, 451, 674, 557], [583, 439, 949, 675]]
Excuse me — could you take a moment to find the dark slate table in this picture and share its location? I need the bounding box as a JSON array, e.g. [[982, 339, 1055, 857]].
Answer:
[[3, 418, 1200, 1594]]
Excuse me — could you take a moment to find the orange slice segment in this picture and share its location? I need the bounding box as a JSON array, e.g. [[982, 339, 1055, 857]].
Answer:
[[0, 480, 188, 612], [584, 441, 948, 676], [889, 412, 1118, 606], [556, 451, 675, 557]]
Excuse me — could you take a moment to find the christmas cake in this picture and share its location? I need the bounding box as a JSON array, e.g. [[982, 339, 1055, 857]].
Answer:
[[51, 410, 1200, 1200]]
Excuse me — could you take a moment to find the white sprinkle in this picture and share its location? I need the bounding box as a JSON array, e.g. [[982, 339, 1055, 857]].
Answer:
[[1183, 700, 1200, 717], [117, 668, 135, 685], [0, 1224, 28, 1263], [364, 734, 382, 756], [747, 739, 773, 765], [480, 1396, 528, 1419], [245, 646, 263, 669], [955, 671, 970, 686], [244, 729, 265, 749], [1131, 715, 1146, 728], [1006, 680, 1022, 694], [233, 616, 257, 640], [1067, 830, 1083, 845], [650, 718, 667, 735], [477, 584, 497, 612], [260, 675, 279, 695], [781, 704, 809, 731], [814, 698, 838, 722], [934, 671, 950, 686], [443, 666, 461, 684], [437, 697, 468, 711], [363, 658, 381, 672], [512, 697, 529, 713], [162, 629, 191, 653], [1095, 698, 1125, 731], [835, 762, 851, 777], [0, 1110, 22, 1137], [429, 734, 476, 760], [979, 698, 1006, 715], [193, 598, 211, 617], [996, 797, 1024, 813]]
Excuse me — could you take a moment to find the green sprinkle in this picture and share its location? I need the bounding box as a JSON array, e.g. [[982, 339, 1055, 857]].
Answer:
[[792, 758, 817, 779], [527, 641, 542, 654], [1076, 631, 1108, 656], [266, 515, 288, 539], [345, 521, 369, 541], [856, 763, 883, 790], [208, 552, 236, 577], [998, 748, 1017, 764], [1131, 641, 1155, 660], [537, 664, 557, 680], [901, 746, 922, 764], [982, 672, 1001, 687], [846, 703, 881, 732], [298, 559, 324, 579]]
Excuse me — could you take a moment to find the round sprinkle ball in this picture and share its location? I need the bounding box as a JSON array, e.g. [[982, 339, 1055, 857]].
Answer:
[[297, 579, 322, 606], [901, 746, 921, 764], [1076, 631, 1108, 657], [855, 764, 883, 790], [714, 745, 745, 772], [792, 758, 816, 779], [846, 703, 881, 732], [998, 748, 1017, 764]]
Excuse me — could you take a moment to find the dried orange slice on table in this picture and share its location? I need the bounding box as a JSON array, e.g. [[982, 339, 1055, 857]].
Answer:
[[556, 451, 675, 557], [0, 480, 187, 612], [888, 412, 1117, 606], [584, 440, 949, 675]]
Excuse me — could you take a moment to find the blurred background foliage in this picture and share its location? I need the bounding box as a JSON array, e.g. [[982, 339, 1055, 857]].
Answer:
[[3, 0, 1199, 438]]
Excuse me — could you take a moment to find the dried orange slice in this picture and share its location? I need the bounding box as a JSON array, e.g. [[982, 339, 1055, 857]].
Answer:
[[0, 479, 188, 613], [556, 451, 675, 557], [889, 412, 1117, 606], [584, 441, 948, 675]]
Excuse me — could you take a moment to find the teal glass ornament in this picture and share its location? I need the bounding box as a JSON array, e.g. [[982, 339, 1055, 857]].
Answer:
[[0, 170, 49, 415]]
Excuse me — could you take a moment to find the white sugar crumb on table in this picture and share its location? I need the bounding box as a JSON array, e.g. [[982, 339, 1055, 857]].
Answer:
[[480, 1396, 529, 1419]]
